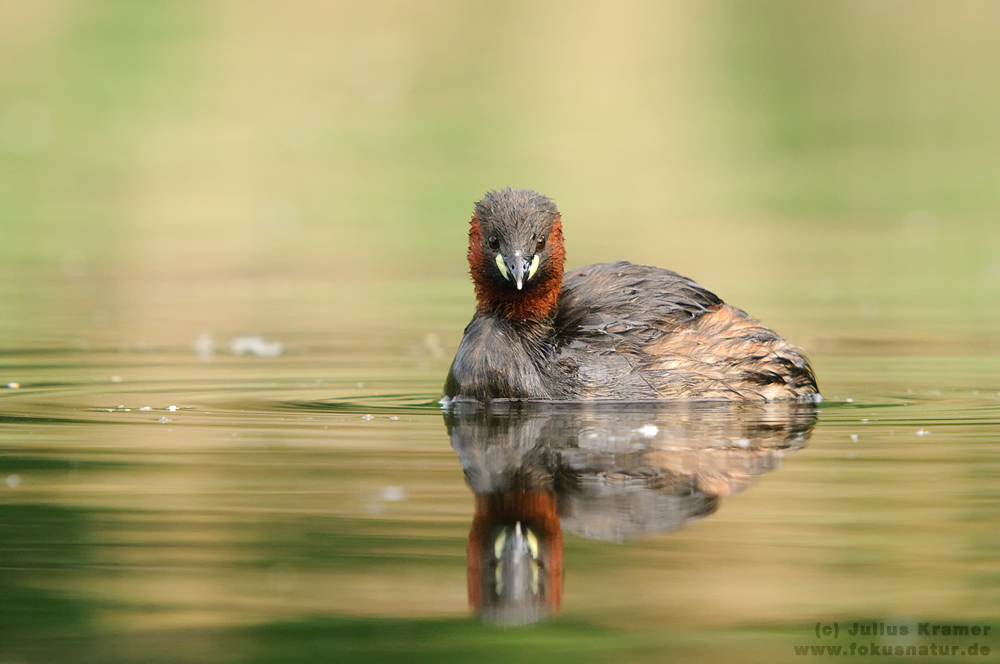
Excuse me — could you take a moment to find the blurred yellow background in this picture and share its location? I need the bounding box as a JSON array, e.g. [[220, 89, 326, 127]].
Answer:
[[1, 0, 999, 350], [0, 0, 1000, 264]]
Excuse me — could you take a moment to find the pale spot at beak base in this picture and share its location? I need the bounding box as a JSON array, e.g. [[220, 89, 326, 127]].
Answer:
[[495, 254, 509, 280]]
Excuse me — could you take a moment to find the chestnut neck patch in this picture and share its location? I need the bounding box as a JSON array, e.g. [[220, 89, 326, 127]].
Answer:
[[468, 216, 565, 322]]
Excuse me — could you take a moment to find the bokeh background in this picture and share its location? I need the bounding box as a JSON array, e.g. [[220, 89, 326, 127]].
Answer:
[[3, 0, 999, 353], [2, 2, 1000, 663]]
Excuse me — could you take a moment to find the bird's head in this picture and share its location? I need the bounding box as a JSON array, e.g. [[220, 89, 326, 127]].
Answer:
[[467, 188, 566, 320]]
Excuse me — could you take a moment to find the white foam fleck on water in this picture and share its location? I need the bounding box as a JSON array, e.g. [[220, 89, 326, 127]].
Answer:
[[361, 414, 374, 421], [228, 336, 283, 358], [389, 416, 399, 421], [139, 406, 152, 412], [193, 332, 215, 359], [382, 486, 405, 501], [159, 417, 171, 423], [850, 434, 858, 442], [634, 424, 658, 438], [733, 438, 750, 448], [916, 428, 930, 436], [6, 474, 20, 488], [168, 405, 178, 412]]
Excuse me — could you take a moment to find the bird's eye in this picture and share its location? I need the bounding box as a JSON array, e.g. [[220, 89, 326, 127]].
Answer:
[[536, 236, 546, 252], [488, 236, 500, 251]]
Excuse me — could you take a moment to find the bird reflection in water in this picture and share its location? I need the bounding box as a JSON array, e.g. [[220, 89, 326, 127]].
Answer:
[[443, 401, 818, 625]]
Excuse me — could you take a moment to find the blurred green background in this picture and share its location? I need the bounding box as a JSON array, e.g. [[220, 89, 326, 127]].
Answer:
[[2, 0, 999, 307]]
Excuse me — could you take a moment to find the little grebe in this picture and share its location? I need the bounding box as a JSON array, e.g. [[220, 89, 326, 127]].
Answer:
[[444, 188, 819, 402]]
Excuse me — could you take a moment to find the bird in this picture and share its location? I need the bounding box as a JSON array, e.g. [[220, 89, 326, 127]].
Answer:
[[444, 188, 819, 402]]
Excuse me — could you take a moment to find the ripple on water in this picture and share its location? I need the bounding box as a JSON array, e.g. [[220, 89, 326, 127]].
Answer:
[[0, 348, 998, 643]]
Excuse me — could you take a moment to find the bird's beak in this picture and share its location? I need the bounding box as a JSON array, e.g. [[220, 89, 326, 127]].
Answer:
[[509, 254, 528, 290], [496, 252, 540, 290]]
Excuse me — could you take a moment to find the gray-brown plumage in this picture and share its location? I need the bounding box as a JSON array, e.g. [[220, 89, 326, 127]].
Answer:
[[445, 189, 819, 402]]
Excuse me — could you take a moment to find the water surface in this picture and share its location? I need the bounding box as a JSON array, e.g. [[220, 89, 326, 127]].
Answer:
[[1, 282, 998, 663]]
